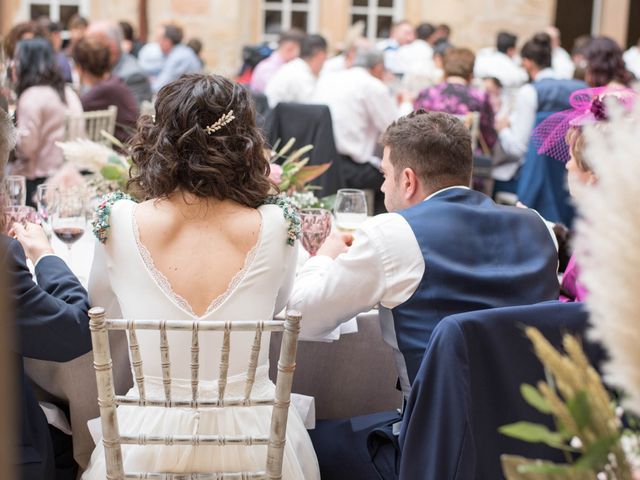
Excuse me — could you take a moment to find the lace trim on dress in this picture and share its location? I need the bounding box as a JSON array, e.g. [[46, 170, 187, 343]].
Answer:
[[131, 209, 263, 318]]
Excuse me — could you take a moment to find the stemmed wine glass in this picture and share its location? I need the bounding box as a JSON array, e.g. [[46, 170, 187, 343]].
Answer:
[[333, 189, 368, 233], [299, 208, 332, 256], [51, 191, 87, 267], [4, 175, 26, 206], [36, 183, 58, 236]]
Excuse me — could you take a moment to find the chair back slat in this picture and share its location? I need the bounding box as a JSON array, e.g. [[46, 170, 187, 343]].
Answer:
[[191, 322, 199, 404], [119, 434, 269, 446], [124, 472, 267, 479], [244, 325, 263, 401], [64, 106, 118, 144], [266, 312, 301, 479], [89, 308, 301, 479], [159, 322, 172, 402], [217, 323, 231, 401], [127, 323, 146, 400], [115, 396, 275, 408]]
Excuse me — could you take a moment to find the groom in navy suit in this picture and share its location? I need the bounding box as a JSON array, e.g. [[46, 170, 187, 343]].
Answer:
[[1, 108, 92, 480]]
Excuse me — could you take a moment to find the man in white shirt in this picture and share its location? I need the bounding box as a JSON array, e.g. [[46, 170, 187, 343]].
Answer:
[[295, 111, 560, 478], [397, 22, 438, 91], [624, 40, 640, 79], [546, 26, 575, 79], [474, 31, 528, 88], [376, 20, 415, 75], [313, 47, 398, 213], [265, 34, 327, 107]]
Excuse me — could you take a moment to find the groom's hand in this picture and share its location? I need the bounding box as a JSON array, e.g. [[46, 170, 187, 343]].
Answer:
[[316, 232, 353, 259], [11, 222, 53, 264]]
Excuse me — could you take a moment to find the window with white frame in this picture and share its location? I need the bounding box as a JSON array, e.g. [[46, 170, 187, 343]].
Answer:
[[25, 0, 89, 28], [351, 0, 405, 41], [262, 0, 318, 41]]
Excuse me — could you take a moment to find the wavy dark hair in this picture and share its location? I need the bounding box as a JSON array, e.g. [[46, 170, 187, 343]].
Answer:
[[14, 38, 66, 102], [128, 74, 272, 206], [585, 36, 633, 87]]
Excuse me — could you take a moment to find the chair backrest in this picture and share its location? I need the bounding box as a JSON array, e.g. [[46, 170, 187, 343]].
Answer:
[[88, 307, 302, 480], [398, 301, 605, 480], [65, 106, 118, 144], [454, 112, 494, 196], [453, 112, 480, 153]]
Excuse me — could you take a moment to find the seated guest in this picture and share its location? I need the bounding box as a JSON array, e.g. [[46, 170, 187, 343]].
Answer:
[[474, 31, 528, 88], [585, 36, 634, 88], [152, 22, 202, 92], [289, 111, 559, 478], [119, 20, 143, 58], [66, 15, 89, 57], [398, 23, 440, 95], [531, 87, 639, 302], [72, 36, 139, 143], [290, 110, 559, 396], [86, 21, 152, 106], [11, 38, 83, 205], [186, 37, 205, 68], [313, 47, 399, 213], [1, 108, 92, 480], [376, 20, 415, 76], [35, 18, 73, 84], [265, 34, 327, 107], [250, 29, 305, 93], [3, 21, 38, 60], [571, 35, 593, 82], [82, 73, 319, 479], [414, 47, 497, 149]]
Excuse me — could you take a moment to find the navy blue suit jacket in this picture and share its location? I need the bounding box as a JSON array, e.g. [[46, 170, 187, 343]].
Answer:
[[3, 235, 92, 480]]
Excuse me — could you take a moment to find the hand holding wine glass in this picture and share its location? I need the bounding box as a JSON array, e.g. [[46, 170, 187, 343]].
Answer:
[[334, 189, 368, 233], [300, 208, 332, 256]]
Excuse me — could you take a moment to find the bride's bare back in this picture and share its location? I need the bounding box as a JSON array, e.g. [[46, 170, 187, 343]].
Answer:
[[134, 192, 261, 317]]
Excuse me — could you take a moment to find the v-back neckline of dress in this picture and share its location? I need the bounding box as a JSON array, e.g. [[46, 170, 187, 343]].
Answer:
[[130, 203, 264, 319]]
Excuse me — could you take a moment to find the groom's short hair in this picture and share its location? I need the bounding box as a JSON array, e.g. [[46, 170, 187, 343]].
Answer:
[[380, 110, 472, 189]]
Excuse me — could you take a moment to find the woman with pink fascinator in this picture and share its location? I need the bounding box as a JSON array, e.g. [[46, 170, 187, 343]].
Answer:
[[532, 86, 638, 302]]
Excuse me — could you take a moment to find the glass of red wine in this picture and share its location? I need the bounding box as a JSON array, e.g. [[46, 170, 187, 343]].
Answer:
[[300, 208, 332, 256], [51, 191, 87, 267]]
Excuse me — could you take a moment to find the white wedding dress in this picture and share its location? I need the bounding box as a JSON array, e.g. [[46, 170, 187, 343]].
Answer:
[[82, 199, 320, 479]]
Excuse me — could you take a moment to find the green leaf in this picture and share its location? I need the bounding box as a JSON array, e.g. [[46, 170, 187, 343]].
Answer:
[[499, 422, 568, 449], [521, 384, 553, 415], [574, 434, 619, 469], [517, 463, 575, 474], [100, 130, 125, 150], [567, 391, 591, 430], [100, 164, 125, 181]]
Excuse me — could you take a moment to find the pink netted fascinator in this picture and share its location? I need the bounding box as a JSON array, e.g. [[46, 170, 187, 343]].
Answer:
[[532, 86, 638, 161]]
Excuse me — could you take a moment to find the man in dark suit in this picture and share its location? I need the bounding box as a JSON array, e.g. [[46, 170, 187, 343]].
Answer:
[[1, 108, 92, 479]]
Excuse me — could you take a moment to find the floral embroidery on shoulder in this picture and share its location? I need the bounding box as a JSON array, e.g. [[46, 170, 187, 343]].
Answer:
[[92, 191, 137, 244], [263, 194, 301, 246]]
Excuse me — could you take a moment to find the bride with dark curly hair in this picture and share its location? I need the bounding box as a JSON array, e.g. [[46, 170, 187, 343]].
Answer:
[[84, 73, 319, 478]]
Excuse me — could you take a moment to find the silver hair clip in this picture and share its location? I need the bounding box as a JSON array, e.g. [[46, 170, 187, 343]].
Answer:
[[204, 110, 235, 135]]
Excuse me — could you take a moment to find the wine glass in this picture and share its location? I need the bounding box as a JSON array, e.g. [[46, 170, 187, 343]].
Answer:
[[51, 192, 87, 267], [36, 183, 58, 237], [300, 208, 332, 256], [4, 175, 26, 206], [333, 189, 368, 233]]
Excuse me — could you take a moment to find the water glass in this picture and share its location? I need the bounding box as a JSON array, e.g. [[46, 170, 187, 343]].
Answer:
[[5, 175, 26, 206], [300, 208, 332, 256], [333, 189, 368, 233]]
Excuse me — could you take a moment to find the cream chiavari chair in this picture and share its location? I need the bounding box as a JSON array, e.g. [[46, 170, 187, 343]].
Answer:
[[88, 307, 302, 480], [65, 105, 117, 145]]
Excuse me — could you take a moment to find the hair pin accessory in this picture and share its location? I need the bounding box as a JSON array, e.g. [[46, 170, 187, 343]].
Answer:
[[205, 110, 235, 135]]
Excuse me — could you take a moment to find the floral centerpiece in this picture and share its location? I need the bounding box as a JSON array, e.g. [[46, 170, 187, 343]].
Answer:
[[56, 133, 333, 209]]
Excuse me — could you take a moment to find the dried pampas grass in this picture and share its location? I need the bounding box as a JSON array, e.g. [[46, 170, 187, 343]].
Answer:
[[574, 92, 640, 414]]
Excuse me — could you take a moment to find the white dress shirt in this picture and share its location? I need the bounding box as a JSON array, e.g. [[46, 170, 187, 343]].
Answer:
[[398, 40, 434, 75], [624, 46, 640, 79], [320, 54, 347, 77], [552, 47, 575, 79], [498, 68, 559, 159], [312, 67, 398, 167], [289, 186, 557, 394], [265, 58, 317, 108], [473, 48, 528, 88]]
